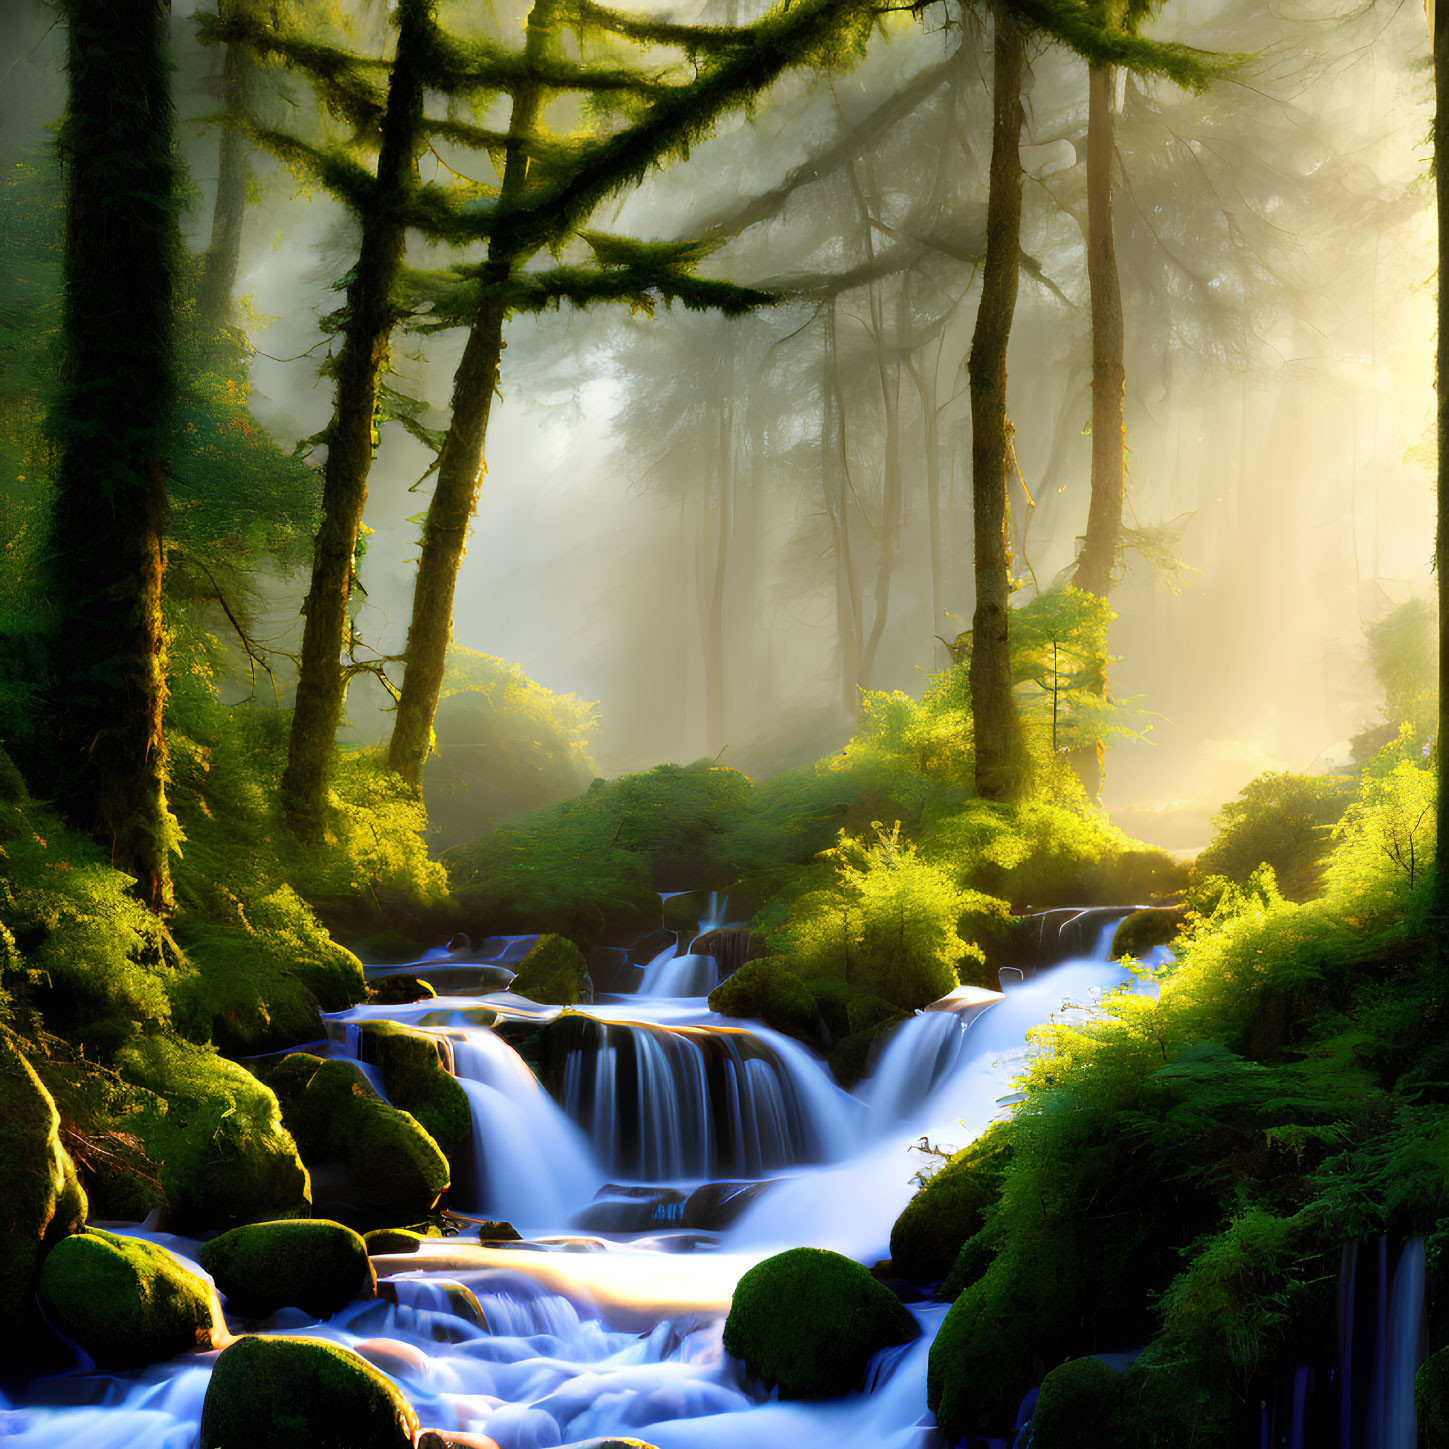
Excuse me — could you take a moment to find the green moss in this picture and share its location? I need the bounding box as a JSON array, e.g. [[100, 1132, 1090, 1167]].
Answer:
[[369, 974, 437, 1005], [509, 933, 590, 1006], [200, 1218, 375, 1319], [364, 1227, 424, 1254], [708, 959, 820, 1042], [1110, 907, 1185, 960], [118, 1036, 310, 1229], [1029, 1357, 1125, 1448], [357, 1020, 471, 1159], [199, 1334, 419, 1449], [37, 1228, 222, 1368], [270, 1054, 450, 1216], [939, 1229, 992, 1303], [0, 1028, 87, 1344], [890, 1131, 1008, 1285], [1417, 1347, 1449, 1449], [722, 1246, 917, 1399], [827, 1018, 903, 1088]]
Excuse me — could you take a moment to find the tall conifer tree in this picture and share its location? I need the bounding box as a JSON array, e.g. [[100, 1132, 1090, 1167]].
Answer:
[[45, 0, 183, 910]]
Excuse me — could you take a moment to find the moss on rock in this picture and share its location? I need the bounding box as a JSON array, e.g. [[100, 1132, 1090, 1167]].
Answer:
[[199, 1219, 375, 1319], [37, 1228, 223, 1367], [508, 934, 590, 1006], [199, 1333, 419, 1449], [118, 1036, 310, 1230], [0, 1028, 87, 1345], [357, 1021, 471, 1155], [890, 1130, 1008, 1286], [722, 1246, 917, 1399], [270, 1054, 450, 1217], [1029, 1356, 1125, 1448], [1418, 1347, 1449, 1449], [708, 959, 819, 1043]]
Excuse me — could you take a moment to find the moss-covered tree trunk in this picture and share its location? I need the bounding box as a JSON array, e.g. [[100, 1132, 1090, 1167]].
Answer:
[[280, 0, 428, 835], [197, 10, 252, 336], [967, 0, 1026, 802], [1435, 0, 1449, 932], [386, 0, 554, 787], [1072, 62, 1125, 599], [45, 0, 183, 912]]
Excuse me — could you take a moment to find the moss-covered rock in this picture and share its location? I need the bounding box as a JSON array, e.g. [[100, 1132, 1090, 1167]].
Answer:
[[270, 1054, 450, 1217], [0, 1028, 87, 1345], [357, 1021, 471, 1158], [708, 959, 819, 1043], [1418, 1347, 1449, 1449], [199, 1333, 419, 1449], [1110, 907, 1186, 961], [722, 1246, 917, 1399], [118, 1036, 310, 1230], [199, 1219, 376, 1319], [364, 1227, 425, 1255], [889, 1130, 1009, 1286], [939, 1229, 992, 1303], [1029, 1356, 1125, 1448], [508, 934, 590, 1006], [369, 974, 437, 1005], [37, 1228, 223, 1367]]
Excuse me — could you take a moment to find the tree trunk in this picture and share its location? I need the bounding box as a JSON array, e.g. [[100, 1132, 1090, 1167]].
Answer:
[[1434, 0, 1449, 927], [823, 304, 862, 714], [967, 0, 1026, 801], [197, 19, 251, 336], [280, 0, 427, 836], [46, 0, 182, 911], [386, 0, 555, 787], [702, 352, 734, 755], [1073, 62, 1126, 598]]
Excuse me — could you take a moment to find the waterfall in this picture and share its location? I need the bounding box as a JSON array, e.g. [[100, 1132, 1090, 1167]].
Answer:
[[638, 947, 720, 998], [860, 1011, 972, 1121], [447, 1029, 601, 1226], [557, 1018, 860, 1179]]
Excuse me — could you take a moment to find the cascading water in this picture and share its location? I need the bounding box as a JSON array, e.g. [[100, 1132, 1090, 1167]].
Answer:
[[6, 902, 1220, 1449]]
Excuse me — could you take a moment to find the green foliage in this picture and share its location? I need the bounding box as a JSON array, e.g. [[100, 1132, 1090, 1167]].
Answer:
[[1029, 1357, 1126, 1449], [1194, 770, 1351, 902], [768, 823, 981, 1011], [444, 760, 752, 941], [424, 645, 597, 851], [723, 1246, 917, 1399], [1353, 599, 1437, 758], [708, 958, 821, 1042], [1324, 754, 1435, 912], [890, 1129, 1010, 1285], [1417, 1347, 1449, 1449]]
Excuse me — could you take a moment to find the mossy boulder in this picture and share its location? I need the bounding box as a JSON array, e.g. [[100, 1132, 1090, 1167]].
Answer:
[[889, 1130, 1009, 1285], [370, 974, 437, 1005], [117, 1037, 310, 1230], [200, 1333, 419, 1449], [708, 959, 819, 1043], [1418, 1347, 1449, 1449], [508, 934, 590, 1006], [270, 1054, 450, 1217], [1110, 907, 1186, 961], [37, 1228, 223, 1368], [357, 1021, 471, 1157], [1028, 1356, 1125, 1448], [364, 1227, 425, 1255], [723, 1246, 917, 1399], [199, 1219, 376, 1319], [0, 1029, 87, 1344]]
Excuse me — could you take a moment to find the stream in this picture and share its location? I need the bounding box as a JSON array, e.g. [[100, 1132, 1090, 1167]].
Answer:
[[3, 908, 1167, 1449]]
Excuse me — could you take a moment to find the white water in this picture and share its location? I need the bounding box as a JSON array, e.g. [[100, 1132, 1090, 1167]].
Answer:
[[4, 909, 1225, 1449]]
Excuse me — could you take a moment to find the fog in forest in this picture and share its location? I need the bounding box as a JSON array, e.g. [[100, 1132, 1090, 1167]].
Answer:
[[2, 0, 1434, 851]]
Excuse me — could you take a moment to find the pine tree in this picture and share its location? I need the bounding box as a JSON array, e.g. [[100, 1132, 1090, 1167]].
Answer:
[[44, 0, 184, 910]]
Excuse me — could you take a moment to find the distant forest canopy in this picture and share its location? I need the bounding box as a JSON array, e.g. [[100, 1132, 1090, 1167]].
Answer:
[[0, 0, 1434, 852]]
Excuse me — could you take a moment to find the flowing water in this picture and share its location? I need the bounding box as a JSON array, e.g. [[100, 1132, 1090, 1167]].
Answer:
[[4, 907, 1268, 1449]]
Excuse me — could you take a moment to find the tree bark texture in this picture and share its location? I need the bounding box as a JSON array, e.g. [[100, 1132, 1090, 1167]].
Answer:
[[1073, 62, 1126, 599], [386, 0, 555, 786], [281, 0, 428, 835], [967, 1, 1026, 801], [46, 0, 182, 911]]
